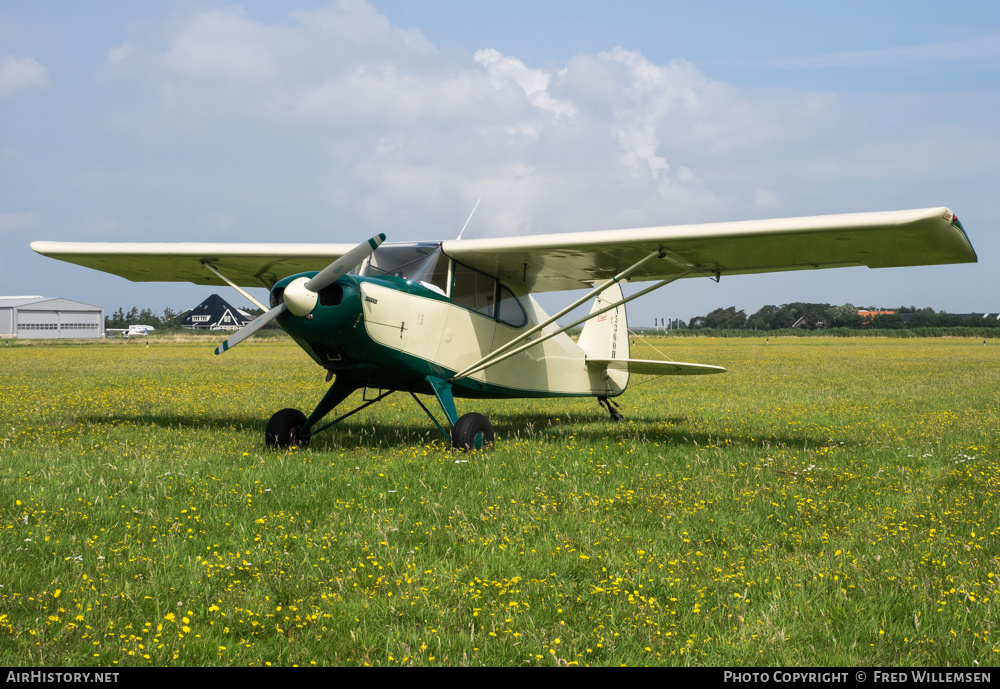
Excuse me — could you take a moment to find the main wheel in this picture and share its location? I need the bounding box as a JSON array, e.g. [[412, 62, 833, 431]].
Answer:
[[265, 408, 309, 449], [452, 412, 495, 451]]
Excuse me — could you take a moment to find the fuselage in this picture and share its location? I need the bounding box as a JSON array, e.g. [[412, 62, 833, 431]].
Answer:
[[270, 247, 626, 400]]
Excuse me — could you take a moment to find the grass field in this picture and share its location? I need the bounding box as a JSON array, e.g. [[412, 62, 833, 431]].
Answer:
[[1, 336, 997, 666]]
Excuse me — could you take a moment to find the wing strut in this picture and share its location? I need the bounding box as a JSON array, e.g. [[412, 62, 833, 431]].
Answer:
[[451, 267, 696, 381], [450, 247, 667, 381], [201, 261, 269, 311]]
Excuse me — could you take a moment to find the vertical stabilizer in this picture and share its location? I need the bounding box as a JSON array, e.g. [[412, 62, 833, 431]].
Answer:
[[578, 282, 629, 392]]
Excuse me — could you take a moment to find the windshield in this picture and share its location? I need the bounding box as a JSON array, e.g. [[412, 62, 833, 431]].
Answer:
[[359, 242, 449, 294]]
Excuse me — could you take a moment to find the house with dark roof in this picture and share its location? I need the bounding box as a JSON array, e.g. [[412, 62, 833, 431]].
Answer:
[[181, 294, 252, 331]]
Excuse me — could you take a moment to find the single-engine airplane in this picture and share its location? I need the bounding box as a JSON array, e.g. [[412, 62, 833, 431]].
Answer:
[[106, 324, 156, 338], [31, 206, 976, 450]]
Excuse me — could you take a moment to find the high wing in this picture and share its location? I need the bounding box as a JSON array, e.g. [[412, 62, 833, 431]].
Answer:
[[31, 207, 976, 290], [28, 241, 359, 289], [442, 207, 976, 292]]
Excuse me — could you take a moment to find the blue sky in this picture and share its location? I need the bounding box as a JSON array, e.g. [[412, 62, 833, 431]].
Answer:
[[2, 1, 997, 325]]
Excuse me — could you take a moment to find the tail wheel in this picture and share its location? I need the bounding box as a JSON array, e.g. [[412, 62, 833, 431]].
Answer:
[[266, 408, 309, 449], [598, 396, 625, 422], [452, 412, 495, 451]]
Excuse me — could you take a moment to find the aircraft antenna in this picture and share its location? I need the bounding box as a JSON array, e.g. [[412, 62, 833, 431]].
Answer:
[[455, 198, 482, 240]]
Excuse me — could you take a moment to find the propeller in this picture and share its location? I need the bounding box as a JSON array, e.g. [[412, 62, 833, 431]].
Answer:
[[304, 233, 385, 292], [214, 303, 286, 355], [214, 233, 386, 355]]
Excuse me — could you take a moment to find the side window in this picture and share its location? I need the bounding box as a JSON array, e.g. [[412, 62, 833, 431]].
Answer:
[[452, 263, 496, 317], [497, 285, 527, 328], [451, 263, 528, 328]]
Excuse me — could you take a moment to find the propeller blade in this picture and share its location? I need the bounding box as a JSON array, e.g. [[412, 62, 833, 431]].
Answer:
[[215, 233, 386, 355], [304, 233, 386, 292], [214, 303, 286, 355]]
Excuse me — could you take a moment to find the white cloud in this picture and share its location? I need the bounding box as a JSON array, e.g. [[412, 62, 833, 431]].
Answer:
[[0, 211, 40, 233], [474, 48, 575, 118], [98, 5, 814, 235], [162, 7, 279, 82], [285, 66, 501, 125], [93, 0, 998, 245], [0, 56, 48, 98]]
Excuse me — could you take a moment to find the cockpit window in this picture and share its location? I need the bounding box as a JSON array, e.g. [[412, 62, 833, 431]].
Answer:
[[497, 286, 527, 328], [451, 263, 496, 316], [359, 243, 448, 295], [451, 262, 527, 328], [360, 248, 527, 327]]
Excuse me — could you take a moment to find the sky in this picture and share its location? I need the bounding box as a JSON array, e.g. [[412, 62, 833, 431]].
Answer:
[[2, 0, 998, 326]]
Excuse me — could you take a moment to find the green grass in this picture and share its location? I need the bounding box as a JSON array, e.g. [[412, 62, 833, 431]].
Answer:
[[0, 337, 997, 666]]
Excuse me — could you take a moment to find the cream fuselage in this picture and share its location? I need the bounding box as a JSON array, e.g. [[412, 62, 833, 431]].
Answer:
[[278, 273, 625, 400]]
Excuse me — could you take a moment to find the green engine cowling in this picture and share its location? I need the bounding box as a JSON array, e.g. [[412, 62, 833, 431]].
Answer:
[[271, 272, 364, 345]]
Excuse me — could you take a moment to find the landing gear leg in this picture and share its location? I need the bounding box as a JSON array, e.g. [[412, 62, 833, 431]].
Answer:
[[265, 377, 358, 449], [424, 375, 495, 451], [597, 396, 624, 422], [299, 377, 358, 438]]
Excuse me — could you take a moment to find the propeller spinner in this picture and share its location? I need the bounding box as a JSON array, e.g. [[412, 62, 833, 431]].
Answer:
[[214, 233, 386, 355]]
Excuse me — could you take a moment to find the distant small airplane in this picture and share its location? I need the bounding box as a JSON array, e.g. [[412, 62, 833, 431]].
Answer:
[[106, 324, 156, 338], [32, 206, 976, 449]]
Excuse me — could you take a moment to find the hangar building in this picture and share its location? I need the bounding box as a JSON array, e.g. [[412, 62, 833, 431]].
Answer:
[[0, 296, 104, 340]]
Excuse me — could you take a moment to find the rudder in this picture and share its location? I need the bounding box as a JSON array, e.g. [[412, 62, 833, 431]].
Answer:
[[578, 282, 629, 392]]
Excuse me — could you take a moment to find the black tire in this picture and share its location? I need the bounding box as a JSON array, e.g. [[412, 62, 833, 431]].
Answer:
[[452, 412, 495, 451], [265, 408, 309, 449]]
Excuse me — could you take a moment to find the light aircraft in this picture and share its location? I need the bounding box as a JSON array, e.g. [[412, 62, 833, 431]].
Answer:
[[106, 324, 156, 338], [32, 206, 976, 450]]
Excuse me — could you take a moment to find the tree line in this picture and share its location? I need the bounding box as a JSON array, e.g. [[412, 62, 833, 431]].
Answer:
[[688, 303, 1000, 331], [106, 306, 184, 329], [105, 301, 996, 334]]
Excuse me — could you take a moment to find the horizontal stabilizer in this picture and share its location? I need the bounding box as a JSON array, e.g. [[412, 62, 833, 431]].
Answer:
[[586, 358, 726, 376]]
